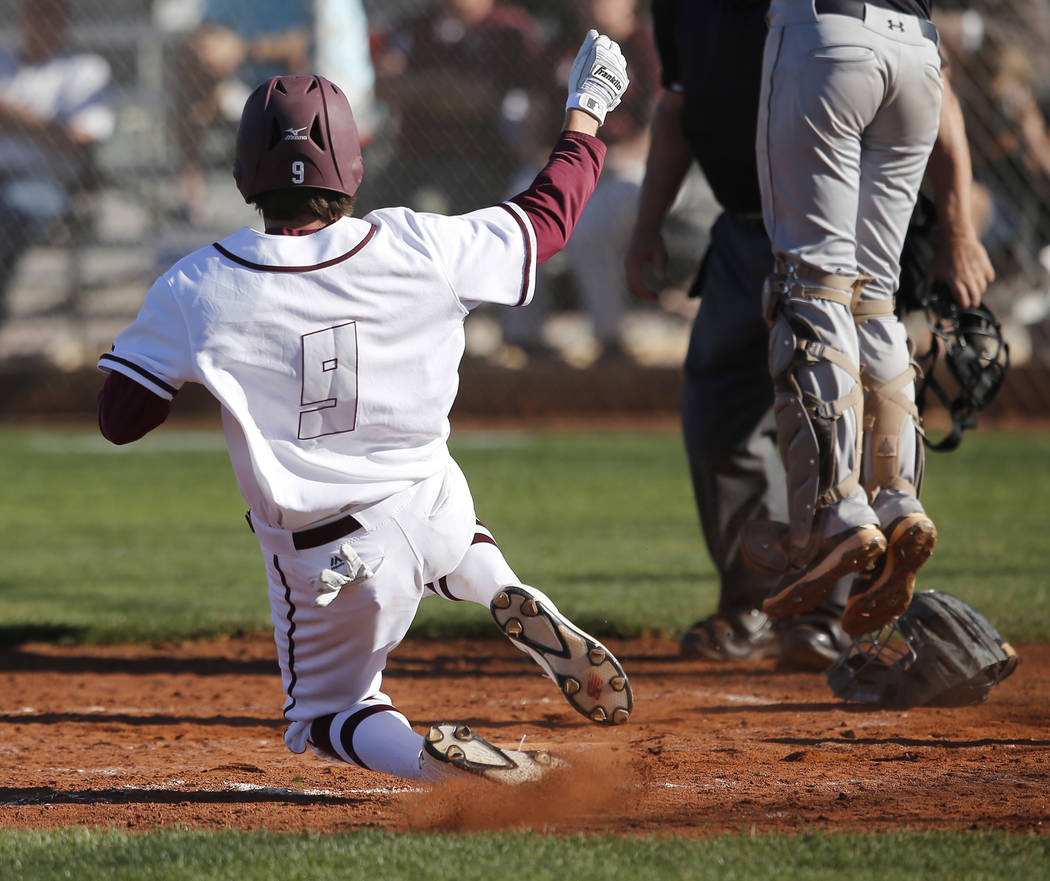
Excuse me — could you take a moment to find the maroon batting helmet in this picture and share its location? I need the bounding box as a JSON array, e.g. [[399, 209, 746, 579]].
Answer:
[[233, 75, 364, 203]]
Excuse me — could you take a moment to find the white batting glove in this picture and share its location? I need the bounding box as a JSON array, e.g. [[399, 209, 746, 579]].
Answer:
[[314, 541, 374, 608], [565, 29, 629, 125]]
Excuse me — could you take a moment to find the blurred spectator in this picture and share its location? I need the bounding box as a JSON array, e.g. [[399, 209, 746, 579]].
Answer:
[[314, 0, 379, 143], [0, 0, 114, 322], [936, 2, 1050, 100], [374, 0, 546, 216], [501, 0, 661, 363], [935, 5, 1050, 281], [963, 39, 1050, 279], [172, 0, 377, 223]]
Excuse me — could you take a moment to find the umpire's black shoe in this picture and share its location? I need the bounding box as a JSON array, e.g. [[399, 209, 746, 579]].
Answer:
[[679, 608, 780, 661], [776, 614, 850, 672]]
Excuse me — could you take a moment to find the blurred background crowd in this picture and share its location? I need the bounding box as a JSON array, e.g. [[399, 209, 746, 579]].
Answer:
[[0, 0, 1049, 379]]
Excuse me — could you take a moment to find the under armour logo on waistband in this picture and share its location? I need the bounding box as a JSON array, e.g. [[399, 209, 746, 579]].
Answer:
[[887, 19, 905, 31]]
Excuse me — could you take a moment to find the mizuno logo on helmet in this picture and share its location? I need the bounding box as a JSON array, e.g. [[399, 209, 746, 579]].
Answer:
[[284, 125, 310, 140], [593, 65, 624, 91]]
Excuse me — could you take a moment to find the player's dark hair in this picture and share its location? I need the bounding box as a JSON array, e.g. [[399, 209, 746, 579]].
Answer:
[[251, 188, 356, 223]]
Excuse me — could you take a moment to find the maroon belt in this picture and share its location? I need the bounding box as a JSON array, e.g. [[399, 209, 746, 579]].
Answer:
[[292, 513, 364, 550], [245, 510, 364, 550]]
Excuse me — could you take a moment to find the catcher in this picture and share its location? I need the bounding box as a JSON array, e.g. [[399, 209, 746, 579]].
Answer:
[[96, 31, 632, 785]]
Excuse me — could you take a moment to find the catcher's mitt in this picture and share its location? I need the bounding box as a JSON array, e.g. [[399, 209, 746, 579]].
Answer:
[[826, 591, 1019, 709]]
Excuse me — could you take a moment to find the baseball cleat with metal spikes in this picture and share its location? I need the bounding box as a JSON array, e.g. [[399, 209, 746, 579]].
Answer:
[[762, 524, 887, 621], [418, 722, 564, 784], [840, 513, 937, 636], [491, 584, 633, 725]]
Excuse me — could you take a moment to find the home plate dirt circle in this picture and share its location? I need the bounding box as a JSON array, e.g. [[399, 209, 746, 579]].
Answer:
[[1, 636, 1047, 834]]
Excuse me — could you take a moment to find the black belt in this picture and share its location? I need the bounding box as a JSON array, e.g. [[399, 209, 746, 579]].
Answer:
[[815, 0, 938, 45], [728, 211, 766, 231], [292, 513, 363, 550], [245, 509, 363, 550]]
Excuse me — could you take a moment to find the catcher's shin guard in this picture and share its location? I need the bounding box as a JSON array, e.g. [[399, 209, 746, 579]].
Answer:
[[758, 260, 886, 619], [860, 360, 925, 502], [764, 258, 865, 564]]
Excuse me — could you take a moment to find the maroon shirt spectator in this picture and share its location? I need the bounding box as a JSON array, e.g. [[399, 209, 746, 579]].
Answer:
[[500, 1, 661, 362], [375, 0, 547, 213]]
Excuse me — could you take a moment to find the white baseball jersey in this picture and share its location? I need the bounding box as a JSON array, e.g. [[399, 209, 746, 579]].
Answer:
[[99, 203, 537, 531]]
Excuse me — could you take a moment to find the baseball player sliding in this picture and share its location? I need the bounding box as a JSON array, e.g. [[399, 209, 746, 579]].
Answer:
[[96, 30, 632, 785]]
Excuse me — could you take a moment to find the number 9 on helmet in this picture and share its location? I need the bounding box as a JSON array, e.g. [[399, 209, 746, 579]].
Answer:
[[232, 74, 365, 203]]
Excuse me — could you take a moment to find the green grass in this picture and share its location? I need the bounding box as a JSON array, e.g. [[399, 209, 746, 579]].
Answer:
[[1, 828, 1047, 881], [2, 426, 1048, 870], [0, 425, 1048, 644]]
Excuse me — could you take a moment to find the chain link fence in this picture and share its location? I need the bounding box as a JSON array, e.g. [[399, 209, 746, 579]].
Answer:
[[0, 1, 1047, 386], [934, 1, 1050, 372]]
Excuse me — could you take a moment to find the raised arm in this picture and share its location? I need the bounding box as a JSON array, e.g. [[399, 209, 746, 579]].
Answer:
[[508, 30, 629, 263]]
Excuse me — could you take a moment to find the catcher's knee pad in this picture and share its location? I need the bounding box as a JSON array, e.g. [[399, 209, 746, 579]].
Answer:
[[762, 255, 858, 325], [861, 363, 925, 500], [768, 307, 864, 562]]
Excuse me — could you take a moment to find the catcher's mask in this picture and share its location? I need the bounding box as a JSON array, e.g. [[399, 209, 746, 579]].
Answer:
[[913, 283, 1010, 451], [826, 591, 1019, 710], [233, 74, 364, 203], [896, 195, 1010, 451]]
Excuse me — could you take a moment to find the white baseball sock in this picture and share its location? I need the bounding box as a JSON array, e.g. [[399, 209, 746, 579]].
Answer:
[[428, 524, 519, 606]]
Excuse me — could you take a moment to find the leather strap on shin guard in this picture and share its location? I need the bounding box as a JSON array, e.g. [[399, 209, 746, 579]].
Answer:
[[764, 256, 855, 324], [862, 364, 924, 500], [852, 297, 894, 323]]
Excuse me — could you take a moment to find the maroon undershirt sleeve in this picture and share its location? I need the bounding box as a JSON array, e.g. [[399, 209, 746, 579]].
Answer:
[[509, 130, 607, 264], [97, 370, 172, 445]]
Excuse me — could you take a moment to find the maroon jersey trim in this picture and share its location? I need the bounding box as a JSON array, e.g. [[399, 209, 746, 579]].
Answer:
[[274, 555, 300, 717], [98, 352, 179, 396], [497, 204, 533, 306], [213, 223, 378, 272]]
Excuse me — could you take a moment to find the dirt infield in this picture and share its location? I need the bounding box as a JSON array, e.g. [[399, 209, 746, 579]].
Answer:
[[2, 635, 1047, 836]]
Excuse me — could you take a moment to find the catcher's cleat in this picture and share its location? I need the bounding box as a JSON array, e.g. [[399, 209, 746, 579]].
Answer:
[[679, 609, 779, 661], [762, 525, 887, 621], [840, 513, 937, 637], [491, 585, 633, 725], [418, 722, 564, 784]]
